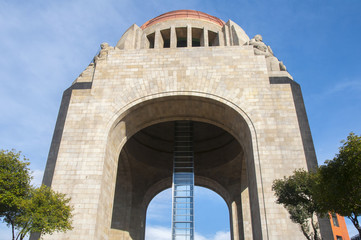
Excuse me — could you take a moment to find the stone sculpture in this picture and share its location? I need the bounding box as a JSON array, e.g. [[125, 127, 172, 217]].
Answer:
[[247, 34, 274, 57], [94, 42, 112, 63], [246, 34, 286, 71]]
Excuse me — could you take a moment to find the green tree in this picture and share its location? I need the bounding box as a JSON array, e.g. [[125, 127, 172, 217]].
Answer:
[[0, 150, 32, 239], [314, 132, 361, 237], [272, 170, 321, 240], [0, 150, 73, 240], [15, 185, 73, 239]]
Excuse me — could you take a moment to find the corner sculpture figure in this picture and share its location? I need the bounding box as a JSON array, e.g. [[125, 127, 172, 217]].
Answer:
[[94, 42, 112, 63], [75, 42, 112, 82], [246, 34, 287, 71], [247, 34, 273, 57], [36, 10, 335, 240]]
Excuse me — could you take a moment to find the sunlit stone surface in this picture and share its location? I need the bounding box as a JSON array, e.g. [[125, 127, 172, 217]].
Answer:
[[36, 9, 333, 240]]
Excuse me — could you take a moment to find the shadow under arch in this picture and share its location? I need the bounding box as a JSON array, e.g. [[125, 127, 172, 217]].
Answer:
[[100, 94, 267, 240]]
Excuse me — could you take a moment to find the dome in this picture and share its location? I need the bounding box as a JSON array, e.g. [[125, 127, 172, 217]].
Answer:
[[141, 10, 225, 29], [115, 10, 250, 50]]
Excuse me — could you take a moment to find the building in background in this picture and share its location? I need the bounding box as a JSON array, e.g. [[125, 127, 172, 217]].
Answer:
[[329, 213, 350, 240]]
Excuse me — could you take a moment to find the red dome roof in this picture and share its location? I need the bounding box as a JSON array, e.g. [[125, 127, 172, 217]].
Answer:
[[141, 10, 225, 29]]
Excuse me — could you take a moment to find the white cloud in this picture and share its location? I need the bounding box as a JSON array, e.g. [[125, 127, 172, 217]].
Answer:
[[145, 226, 230, 240], [195, 231, 230, 240], [145, 226, 171, 240], [195, 233, 208, 240], [309, 79, 361, 103], [212, 231, 231, 240], [147, 189, 172, 223], [323, 80, 361, 96]]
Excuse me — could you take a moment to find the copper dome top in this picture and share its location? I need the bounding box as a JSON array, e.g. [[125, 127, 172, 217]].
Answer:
[[141, 10, 225, 29]]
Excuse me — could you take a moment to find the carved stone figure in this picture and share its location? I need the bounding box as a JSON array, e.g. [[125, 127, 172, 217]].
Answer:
[[279, 61, 287, 71], [94, 42, 112, 63], [246, 34, 273, 57], [246, 34, 287, 71]]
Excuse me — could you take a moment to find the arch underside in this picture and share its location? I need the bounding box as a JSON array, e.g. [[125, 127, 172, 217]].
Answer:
[[105, 95, 264, 240]]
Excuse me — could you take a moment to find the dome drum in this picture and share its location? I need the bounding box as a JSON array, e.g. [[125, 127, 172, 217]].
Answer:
[[115, 10, 250, 50]]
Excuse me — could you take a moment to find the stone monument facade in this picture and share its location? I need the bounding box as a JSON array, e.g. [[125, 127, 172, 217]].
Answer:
[[39, 10, 333, 240]]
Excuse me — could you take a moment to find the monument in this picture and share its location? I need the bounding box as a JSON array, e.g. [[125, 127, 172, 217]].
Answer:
[[39, 10, 333, 240]]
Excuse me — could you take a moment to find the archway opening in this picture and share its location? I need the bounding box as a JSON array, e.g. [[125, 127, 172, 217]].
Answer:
[[106, 95, 263, 240], [111, 120, 250, 240], [145, 187, 231, 240]]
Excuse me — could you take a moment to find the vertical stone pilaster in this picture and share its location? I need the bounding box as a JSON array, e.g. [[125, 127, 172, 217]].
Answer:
[[223, 25, 231, 46], [154, 29, 163, 49], [218, 31, 225, 46], [170, 26, 177, 48], [203, 27, 209, 47], [187, 25, 192, 47]]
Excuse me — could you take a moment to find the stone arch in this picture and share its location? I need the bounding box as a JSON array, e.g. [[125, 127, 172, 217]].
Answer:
[[100, 93, 267, 240], [142, 176, 232, 212], [142, 176, 235, 240], [144, 183, 232, 240]]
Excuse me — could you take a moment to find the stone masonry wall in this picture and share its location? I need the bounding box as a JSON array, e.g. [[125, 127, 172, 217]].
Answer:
[[41, 45, 323, 240]]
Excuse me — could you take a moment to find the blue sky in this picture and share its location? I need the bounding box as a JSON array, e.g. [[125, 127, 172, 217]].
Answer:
[[0, 0, 360, 239]]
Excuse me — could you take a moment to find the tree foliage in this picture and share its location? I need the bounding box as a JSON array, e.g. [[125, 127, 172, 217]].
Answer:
[[314, 132, 361, 237], [272, 170, 321, 240], [16, 186, 73, 239], [0, 150, 32, 239], [0, 150, 73, 240], [273, 132, 361, 239]]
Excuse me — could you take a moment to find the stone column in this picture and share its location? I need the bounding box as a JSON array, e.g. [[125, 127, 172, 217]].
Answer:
[[154, 29, 163, 49], [230, 200, 243, 240], [203, 28, 209, 47], [170, 26, 177, 48], [187, 25, 192, 47], [218, 31, 225, 46]]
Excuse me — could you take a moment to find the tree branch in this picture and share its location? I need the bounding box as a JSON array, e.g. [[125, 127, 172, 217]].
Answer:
[[301, 223, 312, 240], [310, 214, 320, 240], [348, 213, 361, 237]]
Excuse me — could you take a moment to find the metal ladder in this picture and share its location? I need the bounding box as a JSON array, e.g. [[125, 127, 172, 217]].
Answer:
[[171, 121, 194, 240]]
